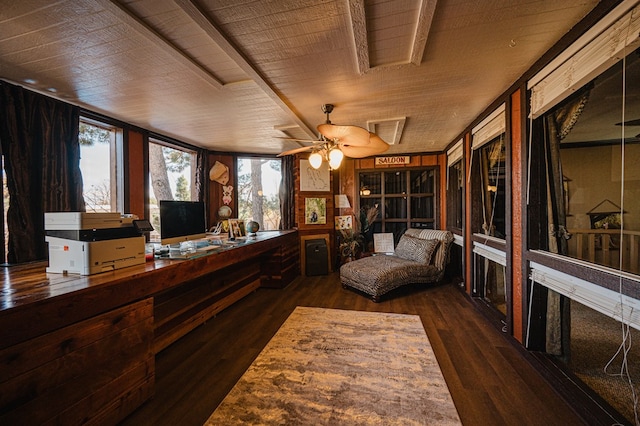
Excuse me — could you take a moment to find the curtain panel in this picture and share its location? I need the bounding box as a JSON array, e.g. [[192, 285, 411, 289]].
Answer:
[[279, 155, 295, 230], [541, 88, 590, 356], [0, 82, 84, 264]]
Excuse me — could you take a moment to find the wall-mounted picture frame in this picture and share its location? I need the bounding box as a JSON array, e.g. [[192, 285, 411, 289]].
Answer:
[[300, 159, 330, 192], [335, 215, 353, 230], [305, 197, 326, 224]]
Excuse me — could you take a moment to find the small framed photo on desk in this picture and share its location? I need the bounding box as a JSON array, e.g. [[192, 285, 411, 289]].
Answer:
[[228, 218, 243, 238]]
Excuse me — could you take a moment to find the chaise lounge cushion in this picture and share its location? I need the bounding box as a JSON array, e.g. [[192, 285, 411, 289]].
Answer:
[[394, 234, 440, 264], [340, 229, 454, 301]]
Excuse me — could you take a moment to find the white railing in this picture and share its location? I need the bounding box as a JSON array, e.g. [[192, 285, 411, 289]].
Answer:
[[567, 229, 640, 274]]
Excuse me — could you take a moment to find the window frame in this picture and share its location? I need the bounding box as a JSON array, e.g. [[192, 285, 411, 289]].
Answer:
[[78, 116, 124, 213]]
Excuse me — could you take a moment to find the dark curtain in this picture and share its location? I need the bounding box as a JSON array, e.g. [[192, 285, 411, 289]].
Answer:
[[194, 147, 207, 202], [279, 155, 295, 230], [0, 82, 83, 263], [542, 88, 590, 356]]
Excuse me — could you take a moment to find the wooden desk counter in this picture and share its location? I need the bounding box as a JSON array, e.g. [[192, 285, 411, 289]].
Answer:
[[0, 230, 298, 425]]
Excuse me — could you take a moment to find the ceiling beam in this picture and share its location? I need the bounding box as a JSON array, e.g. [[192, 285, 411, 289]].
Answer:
[[411, 0, 438, 65], [347, 0, 370, 75], [173, 0, 317, 139], [106, 0, 223, 89]]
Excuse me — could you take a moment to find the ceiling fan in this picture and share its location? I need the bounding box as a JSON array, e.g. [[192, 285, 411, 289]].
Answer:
[[277, 104, 389, 169]]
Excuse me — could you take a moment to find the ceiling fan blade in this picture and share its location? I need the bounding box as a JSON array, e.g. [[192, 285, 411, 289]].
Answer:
[[277, 145, 314, 157], [317, 124, 370, 146], [340, 133, 390, 158]]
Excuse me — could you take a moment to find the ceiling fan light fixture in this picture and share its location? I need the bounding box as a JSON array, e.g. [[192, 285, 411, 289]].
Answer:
[[309, 151, 323, 169], [328, 146, 344, 169]]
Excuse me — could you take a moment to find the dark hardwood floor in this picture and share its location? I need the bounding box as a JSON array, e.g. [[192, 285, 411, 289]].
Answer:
[[121, 272, 589, 426]]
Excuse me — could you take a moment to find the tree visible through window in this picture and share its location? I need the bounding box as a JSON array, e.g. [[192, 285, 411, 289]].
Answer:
[[237, 158, 281, 231], [79, 120, 121, 212], [148, 140, 195, 240]]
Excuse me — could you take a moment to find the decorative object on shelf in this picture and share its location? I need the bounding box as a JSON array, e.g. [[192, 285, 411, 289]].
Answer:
[[228, 218, 243, 238], [305, 198, 326, 225], [373, 233, 395, 254], [334, 194, 351, 208], [246, 221, 260, 236], [218, 205, 232, 220], [209, 161, 230, 185], [222, 185, 233, 205], [277, 104, 389, 170]]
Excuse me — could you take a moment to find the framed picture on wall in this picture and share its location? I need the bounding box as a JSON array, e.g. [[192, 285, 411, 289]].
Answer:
[[305, 198, 326, 224], [300, 159, 330, 192], [335, 215, 353, 230]]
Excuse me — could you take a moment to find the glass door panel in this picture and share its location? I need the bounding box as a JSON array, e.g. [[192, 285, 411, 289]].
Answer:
[[385, 197, 407, 219], [410, 169, 434, 193], [384, 171, 407, 194], [360, 172, 381, 195], [411, 196, 433, 219]]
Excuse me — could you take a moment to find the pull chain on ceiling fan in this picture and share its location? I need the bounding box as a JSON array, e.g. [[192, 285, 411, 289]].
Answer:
[[277, 104, 390, 169]]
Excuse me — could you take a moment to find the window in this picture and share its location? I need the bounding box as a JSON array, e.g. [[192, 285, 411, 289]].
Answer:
[[531, 49, 640, 275], [477, 135, 506, 238], [79, 119, 123, 212], [447, 160, 464, 230], [148, 140, 197, 241], [358, 168, 437, 249], [525, 5, 640, 418], [236, 157, 282, 231]]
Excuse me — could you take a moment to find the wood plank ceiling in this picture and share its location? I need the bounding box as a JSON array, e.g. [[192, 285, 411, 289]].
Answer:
[[0, 0, 600, 155]]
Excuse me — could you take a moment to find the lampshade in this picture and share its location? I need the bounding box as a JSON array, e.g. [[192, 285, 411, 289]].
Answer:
[[328, 147, 344, 169], [308, 151, 323, 169]]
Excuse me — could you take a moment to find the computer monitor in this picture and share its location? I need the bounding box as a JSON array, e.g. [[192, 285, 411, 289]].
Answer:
[[159, 200, 207, 245]]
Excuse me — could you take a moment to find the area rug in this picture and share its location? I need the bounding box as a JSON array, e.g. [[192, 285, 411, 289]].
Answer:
[[204, 307, 461, 425]]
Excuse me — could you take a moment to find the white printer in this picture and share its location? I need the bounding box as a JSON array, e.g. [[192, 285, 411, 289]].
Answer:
[[45, 212, 146, 275]]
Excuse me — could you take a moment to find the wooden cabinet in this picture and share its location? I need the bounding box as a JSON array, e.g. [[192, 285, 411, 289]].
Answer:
[[0, 230, 298, 425], [153, 259, 262, 353], [0, 299, 154, 425]]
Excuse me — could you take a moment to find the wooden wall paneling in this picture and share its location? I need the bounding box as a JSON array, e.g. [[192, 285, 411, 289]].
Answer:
[[207, 153, 235, 229], [511, 88, 524, 343], [359, 158, 375, 169], [420, 155, 438, 166], [127, 130, 146, 219], [0, 298, 154, 425]]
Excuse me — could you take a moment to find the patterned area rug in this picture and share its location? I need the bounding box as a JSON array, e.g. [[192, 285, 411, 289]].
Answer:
[[204, 307, 461, 425]]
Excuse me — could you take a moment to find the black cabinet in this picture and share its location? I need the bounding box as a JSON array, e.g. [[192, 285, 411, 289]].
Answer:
[[305, 239, 328, 276]]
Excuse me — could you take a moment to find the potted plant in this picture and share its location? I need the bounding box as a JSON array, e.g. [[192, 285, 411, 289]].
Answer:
[[358, 204, 379, 253], [338, 228, 363, 263]]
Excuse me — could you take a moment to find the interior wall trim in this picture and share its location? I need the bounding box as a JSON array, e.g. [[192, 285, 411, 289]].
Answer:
[[447, 138, 464, 167], [473, 240, 507, 266], [528, 0, 640, 118], [471, 103, 506, 150], [530, 261, 640, 331]]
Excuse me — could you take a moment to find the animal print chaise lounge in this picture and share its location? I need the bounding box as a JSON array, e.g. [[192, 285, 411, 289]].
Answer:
[[340, 229, 454, 301]]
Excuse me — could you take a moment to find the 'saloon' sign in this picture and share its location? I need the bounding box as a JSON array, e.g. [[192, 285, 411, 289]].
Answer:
[[375, 156, 410, 165]]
